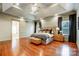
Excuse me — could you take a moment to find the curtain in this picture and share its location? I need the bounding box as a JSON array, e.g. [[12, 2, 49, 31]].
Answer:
[[58, 17, 62, 34], [34, 21, 37, 33], [39, 21, 42, 29], [34, 21, 42, 33], [69, 14, 76, 43]]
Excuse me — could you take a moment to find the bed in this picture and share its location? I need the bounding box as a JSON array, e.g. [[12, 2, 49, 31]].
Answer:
[[30, 33, 53, 45], [30, 28, 54, 45]]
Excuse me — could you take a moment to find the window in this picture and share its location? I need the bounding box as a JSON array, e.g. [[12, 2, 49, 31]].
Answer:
[[62, 21, 69, 35]]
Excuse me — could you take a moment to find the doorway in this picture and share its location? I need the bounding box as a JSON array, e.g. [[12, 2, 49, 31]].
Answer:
[[12, 20, 19, 49]]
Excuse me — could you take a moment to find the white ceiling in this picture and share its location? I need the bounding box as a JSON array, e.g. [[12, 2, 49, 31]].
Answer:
[[0, 3, 76, 21]]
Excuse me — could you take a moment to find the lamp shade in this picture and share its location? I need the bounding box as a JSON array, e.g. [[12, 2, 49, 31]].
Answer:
[[56, 27, 60, 31]]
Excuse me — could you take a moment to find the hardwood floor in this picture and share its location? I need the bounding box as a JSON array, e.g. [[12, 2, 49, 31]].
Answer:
[[0, 37, 78, 56]]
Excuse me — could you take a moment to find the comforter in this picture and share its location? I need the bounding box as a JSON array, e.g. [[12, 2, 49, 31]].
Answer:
[[31, 33, 53, 44]]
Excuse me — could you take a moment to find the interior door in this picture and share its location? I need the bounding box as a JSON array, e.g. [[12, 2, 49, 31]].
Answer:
[[12, 20, 19, 49]]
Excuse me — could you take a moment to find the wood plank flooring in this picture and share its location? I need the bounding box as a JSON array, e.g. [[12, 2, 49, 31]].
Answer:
[[0, 37, 78, 56]]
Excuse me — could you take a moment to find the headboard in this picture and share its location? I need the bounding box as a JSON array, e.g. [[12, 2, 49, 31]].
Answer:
[[39, 26, 58, 34], [39, 27, 52, 34]]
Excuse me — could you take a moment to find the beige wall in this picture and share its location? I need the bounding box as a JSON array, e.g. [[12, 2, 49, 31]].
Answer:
[[0, 13, 18, 41], [41, 16, 58, 34], [41, 15, 70, 41], [19, 21, 34, 37], [77, 8, 79, 49], [0, 13, 34, 41], [0, 13, 35, 41], [41, 16, 58, 28]]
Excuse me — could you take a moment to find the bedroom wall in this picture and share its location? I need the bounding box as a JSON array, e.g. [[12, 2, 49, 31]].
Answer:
[[41, 16, 58, 34], [76, 7, 79, 49], [0, 13, 18, 41], [41, 14, 69, 41], [0, 13, 35, 41], [19, 21, 34, 37], [41, 15, 68, 34]]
